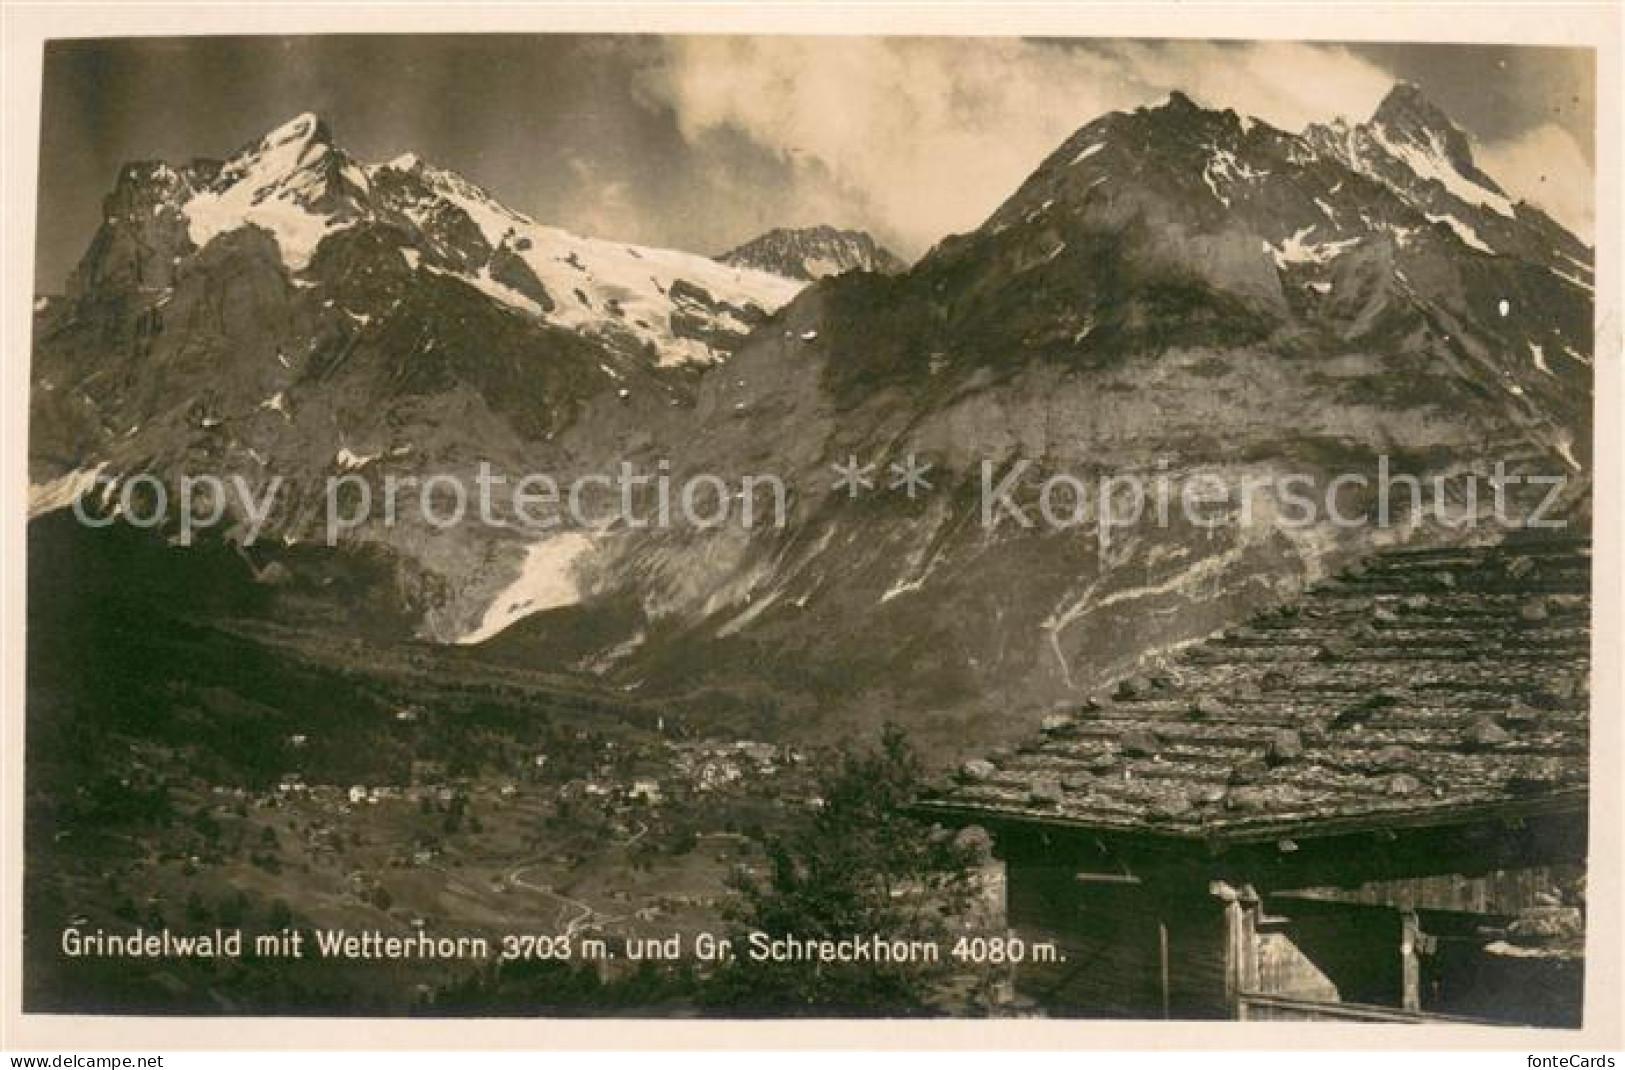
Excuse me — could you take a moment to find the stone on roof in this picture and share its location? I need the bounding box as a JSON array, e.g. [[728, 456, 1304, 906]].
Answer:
[[916, 535, 1590, 842]]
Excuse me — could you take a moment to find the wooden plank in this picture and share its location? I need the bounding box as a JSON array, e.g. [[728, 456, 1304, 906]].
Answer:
[[1402, 911, 1421, 1012], [1159, 921, 1171, 1020], [1237, 992, 1500, 1024]]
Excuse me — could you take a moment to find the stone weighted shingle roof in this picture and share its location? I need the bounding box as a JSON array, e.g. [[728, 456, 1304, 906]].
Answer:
[[916, 534, 1590, 844]]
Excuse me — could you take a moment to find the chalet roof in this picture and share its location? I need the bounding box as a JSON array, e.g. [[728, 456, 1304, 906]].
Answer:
[[916, 534, 1590, 845]]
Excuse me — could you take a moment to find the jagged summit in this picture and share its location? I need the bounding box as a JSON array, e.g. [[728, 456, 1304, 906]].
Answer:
[[1368, 82, 1508, 196], [183, 111, 369, 269], [267, 110, 331, 145], [1160, 89, 1203, 113], [719, 224, 907, 281], [1372, 82, 1472, 146], [909, 77, 1590, 475], [65, 110, 804, 367], [1305, 82, 1519, 221]]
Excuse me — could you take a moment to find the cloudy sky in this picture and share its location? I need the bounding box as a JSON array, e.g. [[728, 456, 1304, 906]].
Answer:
[[35, 35, 1594, 290]]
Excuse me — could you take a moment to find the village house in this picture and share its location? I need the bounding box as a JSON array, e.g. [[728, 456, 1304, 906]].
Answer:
[[915, 535, 1589, 1026], [628, 778, 663, 805]]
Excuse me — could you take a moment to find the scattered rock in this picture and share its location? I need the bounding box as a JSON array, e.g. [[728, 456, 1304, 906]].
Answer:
[[1372, 604, 1400, 624], [1040, 713, 1072, 734], [1027, 779, 1063, 806], [1519, 599, 1550, 623], [1225, 786, 1271, 811], [1466, 717, 1512, 747], [1529, 686, 1569, 710], [1115, 675, 1154, 701], [1331, 703, 1374, 731], [1060, 774, 1093, 792], [1403, 594, 1430, 612], [953, 825, 994, 858], [1502, 703, 1542, 728], [1370, 745, 1414, 771], [1228, 758, 1270, 786], [1508, 906, 1584, 941], [958, 759, 997, 783], [1119, 729, 1161, 758], [1267, 729, 1305, 765], [1504, 556, 1536, 581], [1433, 571, 1456, 590], [1147, 794, 1194, 821], [1385, 773, 1424, 796], [1190, 695, 1227, 719], [1317, 637, 1356, 661]]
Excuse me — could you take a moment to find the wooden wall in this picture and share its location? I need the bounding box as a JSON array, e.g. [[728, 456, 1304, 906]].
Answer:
[[1005, 855, 1230, 1019], [988, 815, 1586, 1024]]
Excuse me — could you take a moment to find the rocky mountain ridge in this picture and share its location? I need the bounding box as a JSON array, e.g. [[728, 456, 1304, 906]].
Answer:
[[30, 85, 1594, 745]]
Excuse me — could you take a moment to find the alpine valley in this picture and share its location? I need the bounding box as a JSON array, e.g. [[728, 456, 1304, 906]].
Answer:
[[24, 78, 1595, 1013], [31, 86, 1594, 745]]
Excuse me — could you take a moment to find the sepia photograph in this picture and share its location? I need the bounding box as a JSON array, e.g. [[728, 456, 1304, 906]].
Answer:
[[2, 2, 1619, 1057]]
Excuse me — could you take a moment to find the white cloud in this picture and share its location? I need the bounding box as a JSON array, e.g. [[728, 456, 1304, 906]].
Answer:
[[639, 38, 1401, 255], [1479, 124, 1594, 242], [561, 155, 636, 238]]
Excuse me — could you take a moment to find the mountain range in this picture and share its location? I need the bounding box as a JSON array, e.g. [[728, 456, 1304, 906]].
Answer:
[[30, 84, 1593, 747]]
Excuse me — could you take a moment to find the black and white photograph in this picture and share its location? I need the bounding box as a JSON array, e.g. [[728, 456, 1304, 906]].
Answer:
[[3, 3, 1619, 1056]]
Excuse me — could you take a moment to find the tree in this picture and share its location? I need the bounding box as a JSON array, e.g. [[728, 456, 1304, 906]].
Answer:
[[266, 898, 294, 931], [218, 890, 249, 927], [185, 890, 210, 923], [703, 725, 977, 1015]]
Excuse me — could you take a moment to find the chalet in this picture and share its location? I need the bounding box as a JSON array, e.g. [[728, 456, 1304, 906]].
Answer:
[[914, 535, 1590, 1026]]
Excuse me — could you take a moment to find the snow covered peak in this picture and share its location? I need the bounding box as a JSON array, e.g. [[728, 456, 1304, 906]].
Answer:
[[1367, 83, 1511, 214], [261, 111, 329, 149], [1371, 83, 1465, 146], [183, 111, 367, 269], [213, 112, 335, 189], [1307, 84, 1515, 221], [107, 112, 809, 366], [378, 152, 535, 246]]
